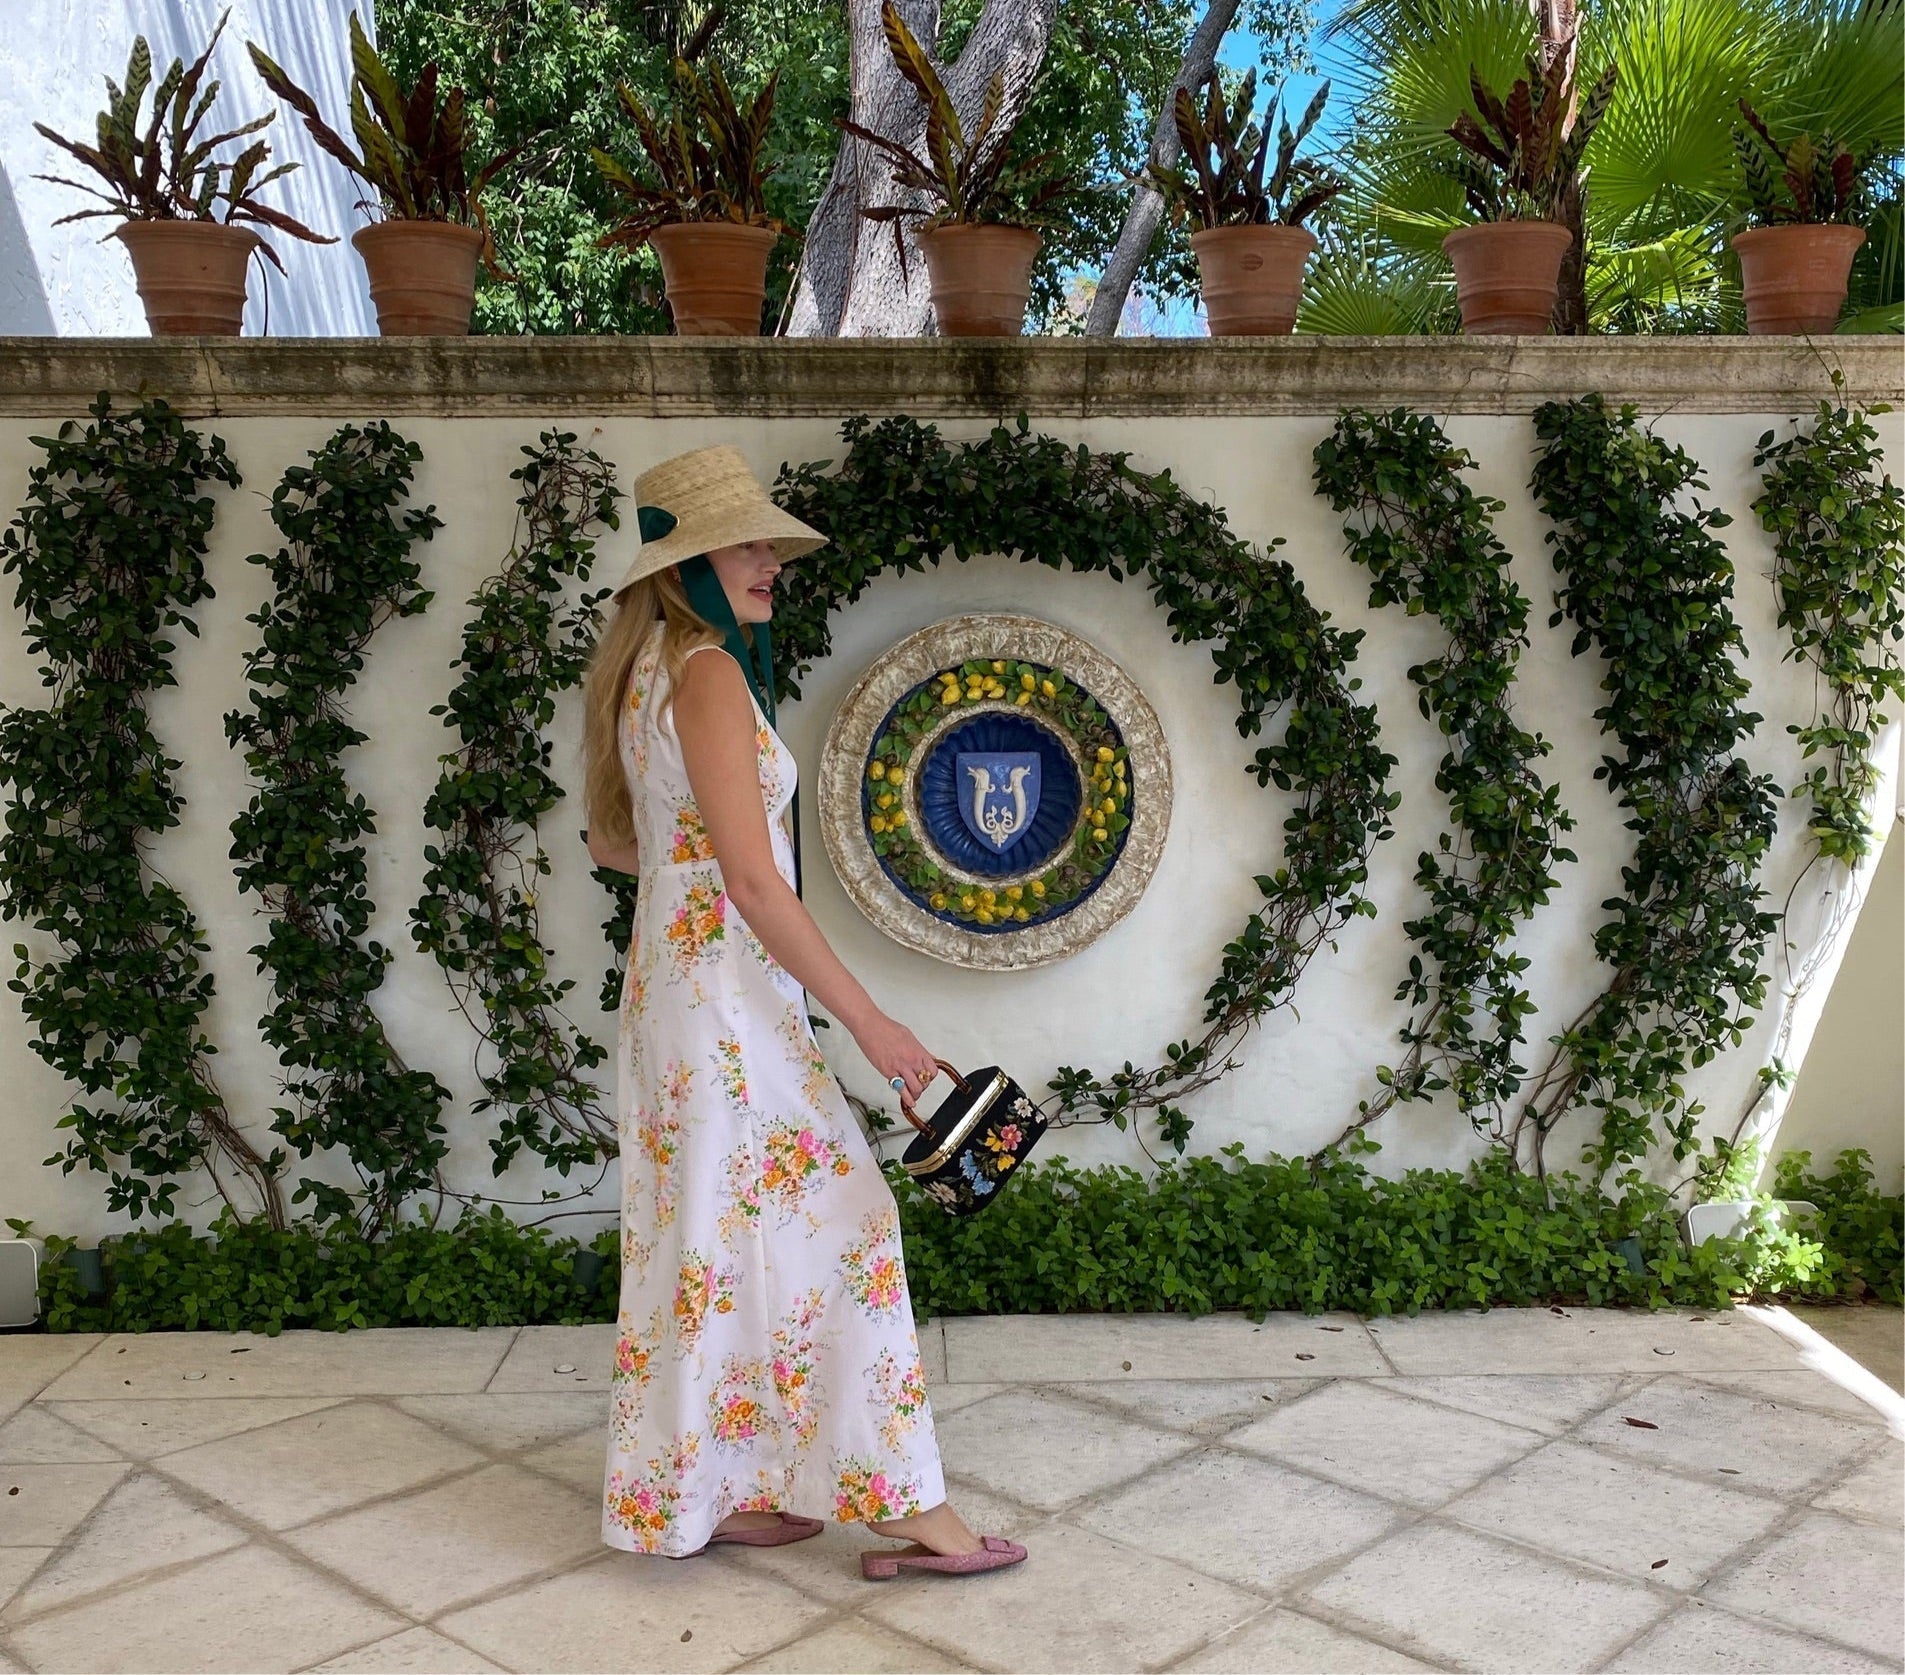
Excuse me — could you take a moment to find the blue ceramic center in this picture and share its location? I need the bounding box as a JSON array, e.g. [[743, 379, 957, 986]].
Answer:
[[917, 712, 1081, 877]]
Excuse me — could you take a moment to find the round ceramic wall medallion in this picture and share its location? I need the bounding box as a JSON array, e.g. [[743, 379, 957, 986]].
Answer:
[[818, 613, 1173, 970]]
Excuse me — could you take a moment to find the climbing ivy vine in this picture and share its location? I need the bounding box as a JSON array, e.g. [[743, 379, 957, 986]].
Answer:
[[224, 423, 450, 1235], [1312, 408, 1575, 1151], [411, 431, 622, 1185], [1509, 395, 1781, 1179], [0, 394, 282, 1225], [775, 414, 1399, 1154], [1752, 396, 1905, 867]]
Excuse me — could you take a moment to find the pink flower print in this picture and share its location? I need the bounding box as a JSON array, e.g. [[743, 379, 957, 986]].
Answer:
[[671, 1251, 740, 1356], [710, 1356, 778, 1453], [664, 875, 727, 977], [842, 1206, 907, 1317], [669, 802, 716, 864], [609, 1306, 664, 1441], [636, 1111, 683, 1227], [713, 1036, 750, 1108], [868, 1347, 931, 1451], [831, 1456, 922, 1523], [604, 1427, 701, 1551]]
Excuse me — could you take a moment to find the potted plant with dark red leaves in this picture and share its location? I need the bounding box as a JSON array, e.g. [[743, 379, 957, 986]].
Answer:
[[841, 0, 1076, 336], [247, 12, 528, 335], [591, 57, 800, 335], [34, 11, 331, 335], [1142, 71, 1345, 335], [1440, 51, 1617, 334], [1731, 102, 1869, 334]]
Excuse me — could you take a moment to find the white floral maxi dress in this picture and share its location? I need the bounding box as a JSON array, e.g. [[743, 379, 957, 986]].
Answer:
[[602, 628, 949, 1556]]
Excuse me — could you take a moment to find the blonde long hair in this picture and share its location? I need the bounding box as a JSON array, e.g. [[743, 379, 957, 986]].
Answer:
[[580, 565, 725, 849]]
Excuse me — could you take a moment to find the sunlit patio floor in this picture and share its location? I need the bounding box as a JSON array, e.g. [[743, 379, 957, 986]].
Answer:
[[1, 1305, 1900, 1674]]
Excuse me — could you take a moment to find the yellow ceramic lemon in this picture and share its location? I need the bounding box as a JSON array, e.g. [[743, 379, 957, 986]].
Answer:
[[868, 761, 885, 781]]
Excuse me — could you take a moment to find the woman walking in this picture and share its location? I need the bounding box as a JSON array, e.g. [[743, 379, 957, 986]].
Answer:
[[580, 445, 1025, 1579]]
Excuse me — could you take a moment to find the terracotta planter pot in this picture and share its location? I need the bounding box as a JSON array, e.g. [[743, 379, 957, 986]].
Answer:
[[1442, 220, 1574, 335], [1734, 223, 1867, 335], [915, 224, 1042, 337], [113, 221, 260, 335], [1190, 224, 1318, 336], [351, 221, 484, 336], [647, 222, 778, 335]]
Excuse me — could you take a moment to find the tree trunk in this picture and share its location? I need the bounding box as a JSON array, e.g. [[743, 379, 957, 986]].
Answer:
[[786, 0, 1058, 336], [1084, 0, 1242, 338], [1533, 0, 1591, 334]]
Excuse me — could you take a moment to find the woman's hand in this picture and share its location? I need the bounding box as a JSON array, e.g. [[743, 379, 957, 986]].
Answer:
[[852, 1010, 942, 1106]]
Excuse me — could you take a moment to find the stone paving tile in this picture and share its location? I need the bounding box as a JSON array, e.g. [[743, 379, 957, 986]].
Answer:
[[1365, 1307, 1802, 1376], [1576, 1376, 1876, 1496], [284, 1462, 600, 1619], [1783, 1303, 1904, 1393], [1075, 1445, 1401, 1594], [921, 1382, 1003, 1417], [6, 1543, 407, 1675], [1705, 1509, 1905, 1660], [1303, 1520, 1667, 1672], [1687, 1367, 1896, 1425], [438, 1549, 831, 1673], [1365, 1373, 1627, 1436], [48, 1397, 348, 1459], [732, 1616, 973, 1673], [159, 1400, 485, 1531], [483, 1324, 614, 1392], [0, 1337, 107, 1422], [1444, 1438, 1785, 1589], [0, 1552, 51, 1616], [1043, 1377, 1324, 1437], [1224, 1379, 1541, 1507], [1814, 1439, 1904, 1524], [394, 1392, 608, 1455], [304, 1626, 506, 1673], [0, 1461, 129, 1546], [860, 1517, 1269, 1674], [0, 1404, 123, 1463], [4, 1470, 247, 1622], [1605, 1600, 1900, 1673], [516, 1426, 601, 1500], [1169, 1607, 1436, 1672], [37, 1330, 515, 1401], [917, 1319, 948, 1386], [929, 1386, 1197, 1511], [943, 1312, 1383, 1382]]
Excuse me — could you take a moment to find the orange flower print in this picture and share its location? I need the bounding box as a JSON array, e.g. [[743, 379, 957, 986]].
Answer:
[[709, 1354, 779, 1454], [610, 1306, 664, 1440], [713, 1035, 750, 1108], [635, 1108, 683, 1226], [776, 1006, 837, 1113], [668, 802, 716, 864], [604, 1430, 701, 1552], [771, 1286, 826, 1451], [664, 873, 727, 978], [867, 1347, 932, 1451], [719, 1466, 791, 1520], [842, 1205, 906, 1317], [671, 1250, 741, 1358], [622, 1224, 655, 1279], [832, 1455, 923, 1523]]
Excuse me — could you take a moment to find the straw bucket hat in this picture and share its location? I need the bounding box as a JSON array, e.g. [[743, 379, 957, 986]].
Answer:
[[613, 444, 827, 596]]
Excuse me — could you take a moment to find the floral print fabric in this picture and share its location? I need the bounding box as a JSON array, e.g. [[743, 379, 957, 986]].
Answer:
[[603, 626, 948, 1556]]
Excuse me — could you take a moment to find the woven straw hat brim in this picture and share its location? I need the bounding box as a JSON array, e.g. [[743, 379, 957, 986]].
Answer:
[[613, 443, 826, 595]]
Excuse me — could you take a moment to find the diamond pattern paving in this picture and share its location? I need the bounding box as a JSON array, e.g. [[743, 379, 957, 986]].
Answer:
[[0, 1306, 1897, 1675]]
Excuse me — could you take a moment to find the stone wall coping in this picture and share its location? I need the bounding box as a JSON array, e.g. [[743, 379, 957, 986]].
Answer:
[[0, 336, 1898, 418]]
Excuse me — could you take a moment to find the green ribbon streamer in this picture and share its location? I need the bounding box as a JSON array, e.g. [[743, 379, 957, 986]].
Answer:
[[636, 504, 801, 898]]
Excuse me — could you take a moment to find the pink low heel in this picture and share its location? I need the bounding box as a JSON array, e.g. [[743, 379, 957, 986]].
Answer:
[[707, 1511, 824, 1548], [860, 1534, 1028, 1579]]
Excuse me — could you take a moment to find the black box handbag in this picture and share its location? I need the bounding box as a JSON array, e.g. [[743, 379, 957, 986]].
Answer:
[[897, 1058, 1050, 1216]]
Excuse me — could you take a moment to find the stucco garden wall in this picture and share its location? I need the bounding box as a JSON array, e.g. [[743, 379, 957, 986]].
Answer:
[[1, 338, 1899, 1240]]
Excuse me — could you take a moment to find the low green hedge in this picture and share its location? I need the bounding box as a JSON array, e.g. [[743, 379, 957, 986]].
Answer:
[[26, 1145, 1900, 1336]]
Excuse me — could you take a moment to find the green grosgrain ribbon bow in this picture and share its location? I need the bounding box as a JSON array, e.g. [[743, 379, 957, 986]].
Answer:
[[637, 503, 802, 898]]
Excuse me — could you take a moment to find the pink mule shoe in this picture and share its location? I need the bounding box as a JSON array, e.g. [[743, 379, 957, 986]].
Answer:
[[860, 1534, 1027, 1579], [705, 1511, 825, 1549]]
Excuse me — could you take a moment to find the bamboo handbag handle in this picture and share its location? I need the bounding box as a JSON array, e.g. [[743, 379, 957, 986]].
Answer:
[[898, 1057, 969, 1136]]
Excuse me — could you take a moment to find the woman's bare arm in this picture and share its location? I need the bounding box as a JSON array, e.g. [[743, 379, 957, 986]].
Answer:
[[587, 830, 641, 874], [672, 646, 941, 1100]]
